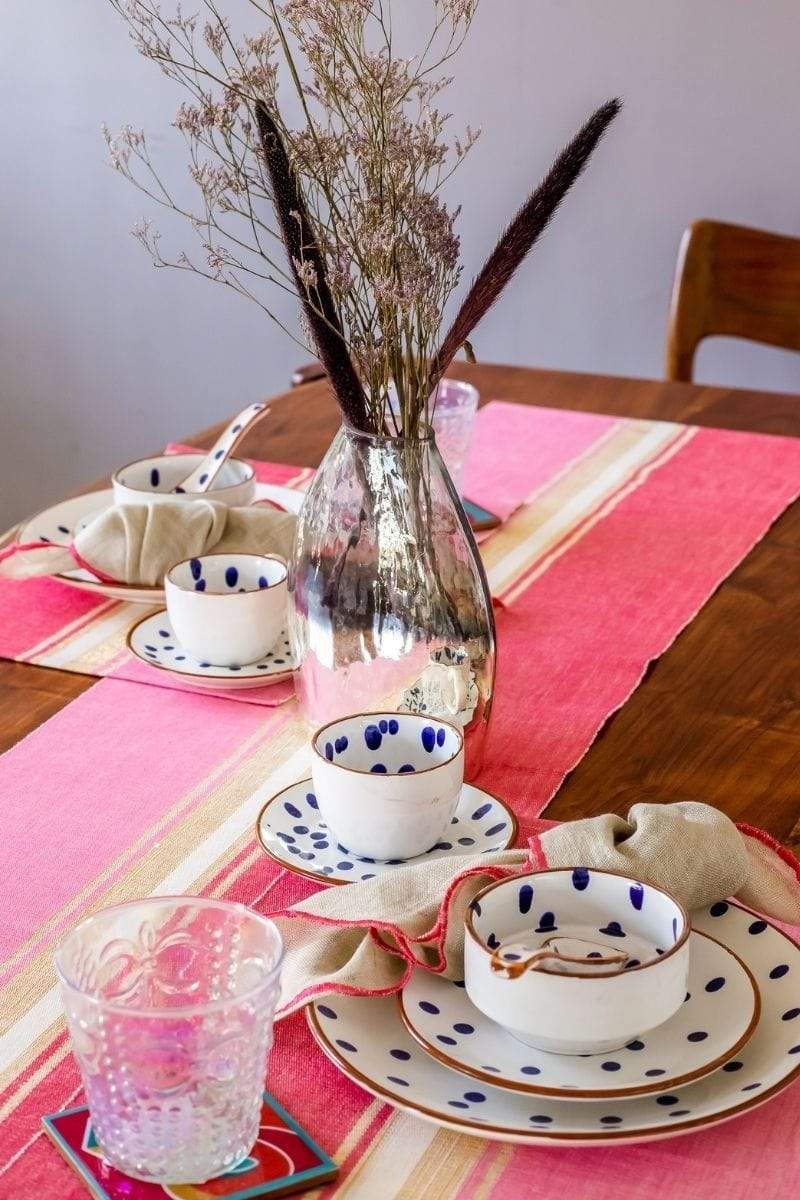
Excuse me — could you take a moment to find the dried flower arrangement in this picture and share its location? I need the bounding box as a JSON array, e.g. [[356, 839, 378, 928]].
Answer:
[[104, 1, 620, 437]]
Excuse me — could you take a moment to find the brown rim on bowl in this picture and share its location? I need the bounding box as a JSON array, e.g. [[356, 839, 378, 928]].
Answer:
[[112, 453, 255, 491], [464, 866, 691, 979], [311, 710, 465, 779], [165, 552, 288, 593]]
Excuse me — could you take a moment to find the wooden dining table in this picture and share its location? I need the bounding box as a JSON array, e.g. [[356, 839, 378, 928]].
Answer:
[[3, 361, 799, 846]]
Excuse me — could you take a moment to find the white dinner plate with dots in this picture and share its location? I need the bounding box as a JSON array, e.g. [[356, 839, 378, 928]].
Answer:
[[128, 611, 295, 690], [307, 902, 800, 1145], [256, 779, 518, 884], [400, 929, 759, 1099]]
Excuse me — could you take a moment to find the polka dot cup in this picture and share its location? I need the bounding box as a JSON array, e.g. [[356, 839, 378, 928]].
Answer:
[[165, 553, 287, 666], [112, 453, 255, 507], [464, 869, 690, 1055], [311, 712, 464, 861]]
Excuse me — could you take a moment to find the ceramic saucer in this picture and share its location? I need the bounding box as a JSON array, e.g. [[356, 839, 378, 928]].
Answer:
[[15, 483, 304, 604], [256, 780, 518, 884], [399, 930, 759, 1099], [307, 902, 800, 1146], [128, 611, 295, 689]]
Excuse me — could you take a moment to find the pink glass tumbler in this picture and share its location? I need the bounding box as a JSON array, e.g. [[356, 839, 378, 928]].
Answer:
[[55, 897, 283, 1184]]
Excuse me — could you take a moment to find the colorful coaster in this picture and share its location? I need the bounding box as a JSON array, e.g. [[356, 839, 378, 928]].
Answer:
[[42, 1092, 338, 1200]]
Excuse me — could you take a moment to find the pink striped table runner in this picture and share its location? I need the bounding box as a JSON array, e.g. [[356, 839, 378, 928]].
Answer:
[[2, 402, 800, 1198]]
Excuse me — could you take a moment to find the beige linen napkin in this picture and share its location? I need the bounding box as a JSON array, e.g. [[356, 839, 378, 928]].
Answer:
[[0, 502, 297, 586], [271, 801, 800, 1017]]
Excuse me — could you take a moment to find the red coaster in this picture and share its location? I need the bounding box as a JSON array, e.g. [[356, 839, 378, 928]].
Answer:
[[42, 1092, 338, 1199]]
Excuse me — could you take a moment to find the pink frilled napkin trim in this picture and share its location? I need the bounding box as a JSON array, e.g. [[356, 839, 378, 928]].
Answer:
[[269, 802, 800, 1018]]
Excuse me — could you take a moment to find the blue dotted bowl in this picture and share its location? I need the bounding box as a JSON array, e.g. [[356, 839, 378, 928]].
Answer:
[[464, 869, 690, 1055], [310, 712, 464, 861]]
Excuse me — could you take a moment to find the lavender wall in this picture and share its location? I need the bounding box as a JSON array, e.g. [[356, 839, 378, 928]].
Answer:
[[2, 1, 799, 525]]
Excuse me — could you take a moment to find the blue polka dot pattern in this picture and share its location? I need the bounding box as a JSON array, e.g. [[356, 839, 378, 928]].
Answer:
[[705, 976, 726, 992], [748, 920, 767, 935], [572, 867, 590, 890], [629, 883, 644, 910], [770, 964, 789, 979], [709, 901, 729, 917], [599, 921, 625, 937], [150, 468, 160, 487], [518, 883, 534, 914], [365, 725, 382, 750], [225, 566, 239, 587], [421, 726, 436, 752]]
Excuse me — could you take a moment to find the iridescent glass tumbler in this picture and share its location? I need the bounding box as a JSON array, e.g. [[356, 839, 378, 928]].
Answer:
[[55, 897, 283, 1183]]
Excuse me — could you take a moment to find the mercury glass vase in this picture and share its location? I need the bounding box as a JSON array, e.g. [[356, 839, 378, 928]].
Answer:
[[289, 424, 496, 776]]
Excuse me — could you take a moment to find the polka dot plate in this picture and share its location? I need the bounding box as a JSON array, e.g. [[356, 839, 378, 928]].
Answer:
[[15, 482, 302, 604], [400, 930, 759, 1099], [307, 903, 800, 1145], [128, 611, 295, 689], [256, 780, 517, 884]]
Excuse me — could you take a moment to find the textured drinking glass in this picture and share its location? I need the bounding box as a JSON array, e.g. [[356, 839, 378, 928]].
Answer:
[[289, 424, 496, 777], [430, 378, 479, 492], [55, 898, 283, 1184]]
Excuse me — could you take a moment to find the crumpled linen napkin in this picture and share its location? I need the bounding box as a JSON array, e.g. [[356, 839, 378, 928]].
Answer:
[[0, 502, 297, 586], [271, 801, 800, 1018]]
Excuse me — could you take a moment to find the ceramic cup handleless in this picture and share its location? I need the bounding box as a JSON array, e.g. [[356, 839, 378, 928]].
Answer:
[[112, 453, 255, 507], [464, 868, 690, 1055], [310, 712, 464, 861], [165, 553, 287, 666]]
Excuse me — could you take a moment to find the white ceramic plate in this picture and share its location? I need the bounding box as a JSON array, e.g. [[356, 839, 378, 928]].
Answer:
[[257, 780, 518, 885], [307, 902, 800, 1146], [128, 611, 295, 690], [400, 930, 758, 1099], [16, 483, 304, 604]]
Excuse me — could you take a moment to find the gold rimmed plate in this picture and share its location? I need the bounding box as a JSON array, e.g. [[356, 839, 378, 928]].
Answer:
[[256, 778, 518, 885], [399, 930, 759, 1100], [127, 610, 295, 690], [306, 903, 800, 1146]]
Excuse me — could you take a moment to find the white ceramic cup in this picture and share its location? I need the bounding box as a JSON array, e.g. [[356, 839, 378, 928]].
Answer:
[[165, 553, 287, 666], [112, 454, 256, 507], [310, 712, 464, 861], [464, 868, 690, 1055]]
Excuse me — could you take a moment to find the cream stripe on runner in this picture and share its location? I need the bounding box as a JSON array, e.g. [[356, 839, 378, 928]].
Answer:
[[484, 420, 688, 597], [0, 718, 310, 1086], [21, 598, 122, 662], [502, 423, 697, 606], [332, 1111, 439, 1200], [30, 603, 156, 672]]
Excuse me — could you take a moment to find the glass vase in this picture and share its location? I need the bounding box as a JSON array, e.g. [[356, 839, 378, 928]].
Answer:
[[289, 424, 496, 777]]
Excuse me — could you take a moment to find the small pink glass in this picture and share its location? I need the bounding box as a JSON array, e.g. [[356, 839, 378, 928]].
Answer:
[[431, 378, 479, 491], [55, 897, 283, 1184]]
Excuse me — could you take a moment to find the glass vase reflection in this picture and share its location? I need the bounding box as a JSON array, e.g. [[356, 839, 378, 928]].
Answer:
[[289, 424, 496, 777]]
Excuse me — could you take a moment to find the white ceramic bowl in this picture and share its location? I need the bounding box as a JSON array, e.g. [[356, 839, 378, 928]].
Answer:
[[165, 553, 287, 666], [464, 868, 690, 1055], [112, 453, 255, 507], [310, 712, 464, 861]]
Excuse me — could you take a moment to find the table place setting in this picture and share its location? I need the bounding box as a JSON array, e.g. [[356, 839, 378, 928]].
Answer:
[[4, 2, 800, 1198]]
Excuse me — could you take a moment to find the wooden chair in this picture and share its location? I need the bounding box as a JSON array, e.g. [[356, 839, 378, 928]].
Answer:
[[665, 219, 800, 382]]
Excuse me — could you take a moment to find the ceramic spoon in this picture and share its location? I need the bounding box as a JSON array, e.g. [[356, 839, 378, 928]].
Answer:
[[490, 935, 629, 978], [172, 401, 269, 494]]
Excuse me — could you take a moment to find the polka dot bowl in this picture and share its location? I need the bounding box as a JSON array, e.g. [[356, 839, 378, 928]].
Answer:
[[112, 453, 255, 507], [165, 553, 287, 666], [310, 712, 464, 861], [464, 869, 690, 1055]]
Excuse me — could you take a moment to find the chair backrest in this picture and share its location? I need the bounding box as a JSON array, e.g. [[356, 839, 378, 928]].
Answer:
[[665, 219, 800, 382]]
